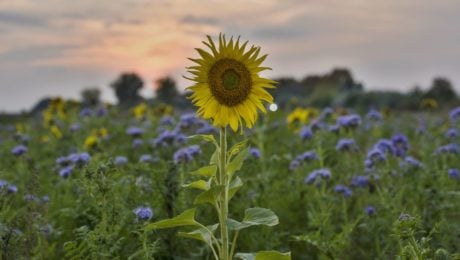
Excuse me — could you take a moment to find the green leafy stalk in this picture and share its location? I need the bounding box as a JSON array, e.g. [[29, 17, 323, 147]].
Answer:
[[218, 127, 229, 260]]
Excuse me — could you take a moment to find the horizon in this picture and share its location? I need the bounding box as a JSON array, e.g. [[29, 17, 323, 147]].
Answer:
[[1, 0, 460, 112]]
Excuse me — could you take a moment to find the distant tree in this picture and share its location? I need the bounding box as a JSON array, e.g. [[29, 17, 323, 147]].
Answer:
[[424, 77, 457, 102], [155, 76, 179, 104], [110, 73, 144, 107], [81, 87, 101, 107]]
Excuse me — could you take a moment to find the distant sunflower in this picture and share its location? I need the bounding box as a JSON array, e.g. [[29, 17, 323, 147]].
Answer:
[[186, 34, 276, 132]]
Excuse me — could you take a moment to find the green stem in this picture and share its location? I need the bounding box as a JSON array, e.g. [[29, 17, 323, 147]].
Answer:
[[229, 230, 240, 259], [219, 127, 229, 260]]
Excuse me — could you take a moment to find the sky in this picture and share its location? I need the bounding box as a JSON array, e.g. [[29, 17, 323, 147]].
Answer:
[[1, 0, 459, 112]]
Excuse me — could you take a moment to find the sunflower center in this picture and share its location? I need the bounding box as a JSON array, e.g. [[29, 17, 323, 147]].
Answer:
[[208, 58, 252, 106], [222, 70, 239, 90]]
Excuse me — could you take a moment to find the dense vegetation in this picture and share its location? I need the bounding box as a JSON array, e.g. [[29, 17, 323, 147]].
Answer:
[[1, 99, 460, 259]]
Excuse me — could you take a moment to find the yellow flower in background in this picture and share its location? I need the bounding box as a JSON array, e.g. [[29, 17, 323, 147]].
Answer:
[[153, 104, 173, 117], [421, 98, 438, 109], [287, 108, 309, 126], [286, 107, 320, 130], [50, 125, 63, 139], [41, 135, 50, 144], [186, 34, 276, 132], [133, 103, 148, 120], [84, 135, 98, 149], [97, 128, 108, 138], [15, 123, 25, 134]]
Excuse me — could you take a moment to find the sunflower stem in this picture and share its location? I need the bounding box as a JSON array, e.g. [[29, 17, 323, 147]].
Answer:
[[218, 127, 229, 260]]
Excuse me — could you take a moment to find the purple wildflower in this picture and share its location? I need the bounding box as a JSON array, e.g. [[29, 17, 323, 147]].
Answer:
[[114, 156, 128, 166], [445, 128, 459, 138], [59, 166, 73, 178], [365, 206, 376, 216], [448, 168, 459, 180], [249, 148, 261, 159], [334, 185, 352, 197], [335, 139, 357, 152], [133, 206, 153, 221], [366, 109, 382, 121], [435, 143, 460, 155], [11, 145, 27, 156], [126, 126, 145, 137], [299, 127, 313, 140], [337, 114, 361, 129], [351, 175, 369, 188], [449, 107, 460, 121]]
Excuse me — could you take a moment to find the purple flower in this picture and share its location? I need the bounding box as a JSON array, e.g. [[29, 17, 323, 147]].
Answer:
[[392, 134, 409, 157], [449, 107, 460, 121], [249, 148, 261, 159], [320, 107, 333, 119], [70, 152, 91, 165], [126, 126, 145, 137], [289, 159, 301, 171], [305, 168, 331, 184], [374, 139, 395, 154], [179, 113, 199, 129], [328, 124, 340, 134], [173, 145, 201, 164], [297, 151, 318, 161], [160, 116, 175, 126], [366, 109, 382, 121], [59, 166, 73, 178], [79, 108, 93, 117], [139, 154, 156, 163], [133, 206, 153, 221], [445, 128, 459, 138], [56, 156, 71, 166], [70, 123, 81, 132], [401, 156, 423, 169], [365, 206, 376, 216], [367, 148, 386, 163], [448, 168, 459, 180], [96, 107, 108, 117], [153, 130, 186, 147], [0, 180, 18, 194], [114, 156, 128, 166], [337, 114, 361, 129], [351, 175, 369, 188], [11, 145, 27, 156], [334, 185, 352, 197], [24, 194, 39, 202], [196, 123, 217, 135], [299, 127, 313, 140], [335, 139, 357, 152], [132, 138, 144, 148], [42, 195, 50, 203], [435, 143, 460, 155]]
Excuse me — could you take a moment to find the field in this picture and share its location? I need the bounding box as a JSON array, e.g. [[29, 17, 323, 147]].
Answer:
[[1, 101, 460, 259]]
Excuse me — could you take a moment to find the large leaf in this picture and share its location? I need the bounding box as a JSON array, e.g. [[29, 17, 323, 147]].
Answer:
[[228, 177, 243, 200], [228, 208, 279, 231], [227, 140, 248, 160], [210, 149, 219, 165], [188, 134, 218, 147], [190, 165, 217, 178], [182, 179, 210, 190], [178, 223, 218, 246], [194, 185, 224, 205], [235, 251, 291, 260], [227, 147, 250, 176], [145, 208, 199, 230]]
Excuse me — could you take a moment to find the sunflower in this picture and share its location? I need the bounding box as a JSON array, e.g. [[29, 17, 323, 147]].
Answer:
[[186, 34, 276, 132]]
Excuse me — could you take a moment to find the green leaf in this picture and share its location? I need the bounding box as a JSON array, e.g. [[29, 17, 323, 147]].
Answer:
[[227, 146, 250, 176], [182, 180, 210, 190], [194, 185, 224, 205], [178, 223, 218, 245], [243, 208, 279, 227], [210, 149, 219, 165], [228, 208, 279, 231], [228, 176, 243, 200], [190, 165, 217, 178], [145, 208, 199, 230], [188, 134, 218, 147], [235, 251, 291, 260], [228, 139, 248, 160]]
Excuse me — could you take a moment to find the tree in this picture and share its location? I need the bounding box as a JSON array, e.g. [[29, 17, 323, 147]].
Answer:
[[81, 87, 101, 107], [424, 77, 457, 103], [155, 76, 179, 104], [110, 73, 144, 107]]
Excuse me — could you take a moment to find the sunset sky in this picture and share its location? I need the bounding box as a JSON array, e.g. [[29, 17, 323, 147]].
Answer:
[[1, 0, 459, 111]]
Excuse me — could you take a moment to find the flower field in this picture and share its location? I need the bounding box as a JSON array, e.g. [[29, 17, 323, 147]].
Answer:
[[1, 102, 460, 259]]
